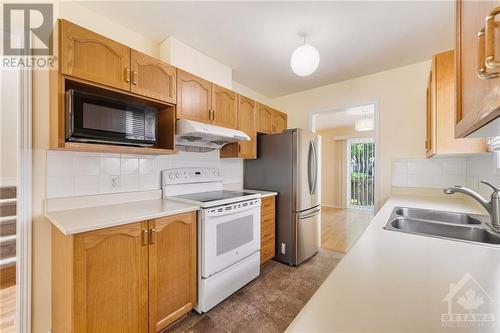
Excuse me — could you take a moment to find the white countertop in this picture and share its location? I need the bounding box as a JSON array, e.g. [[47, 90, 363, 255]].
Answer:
[[47, 199, 200, 235], [287, 196, 500, 333], [243, 189, 278, 198]]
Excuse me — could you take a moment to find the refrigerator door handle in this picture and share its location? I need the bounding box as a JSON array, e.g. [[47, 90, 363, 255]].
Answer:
[[308, 140, 314, 194], [299, 207, 321, 219], [311, 140, 318, 195]]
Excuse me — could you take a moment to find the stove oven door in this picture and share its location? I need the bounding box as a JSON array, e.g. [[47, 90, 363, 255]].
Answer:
[[201, 200, 261, 278]]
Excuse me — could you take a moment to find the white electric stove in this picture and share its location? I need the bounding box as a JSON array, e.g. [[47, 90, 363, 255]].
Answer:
[[162, 167, 261, 313]]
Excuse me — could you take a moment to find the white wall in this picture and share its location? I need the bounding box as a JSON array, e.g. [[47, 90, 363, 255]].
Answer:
[[274, 61, 432, 206], [160, 37, 232, 89], [0, 58, 19, 186]]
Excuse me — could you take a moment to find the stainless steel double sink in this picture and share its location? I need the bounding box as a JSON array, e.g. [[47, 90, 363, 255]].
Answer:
[[384, 207, 500, 247]]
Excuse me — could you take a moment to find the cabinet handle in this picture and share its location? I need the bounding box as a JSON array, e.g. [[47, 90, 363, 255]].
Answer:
[[485, 7, 500, 70], [212, 110, 215, 121], [132, 70, 138, 85], [141, 229, 148, 246], [124, 68, 131, 82], [478, 29, 500, 79], [149, 228, 156, 244]]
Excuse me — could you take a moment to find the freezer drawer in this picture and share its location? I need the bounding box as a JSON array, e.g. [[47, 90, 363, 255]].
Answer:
[[296, 206, 321, 264]]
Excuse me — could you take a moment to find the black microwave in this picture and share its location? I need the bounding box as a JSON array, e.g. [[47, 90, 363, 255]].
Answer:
[[65, 89, 157, 147]]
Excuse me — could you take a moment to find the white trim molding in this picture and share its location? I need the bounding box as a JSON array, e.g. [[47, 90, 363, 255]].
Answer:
[[17, 55, 33, 333]]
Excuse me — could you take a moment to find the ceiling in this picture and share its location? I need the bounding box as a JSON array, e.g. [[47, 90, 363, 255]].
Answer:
[[313, 104, 374, 130], [78, 1, 454, 97]]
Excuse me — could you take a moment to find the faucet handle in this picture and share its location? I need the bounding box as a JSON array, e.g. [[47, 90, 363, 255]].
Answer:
[[480, 180, 500, 192]]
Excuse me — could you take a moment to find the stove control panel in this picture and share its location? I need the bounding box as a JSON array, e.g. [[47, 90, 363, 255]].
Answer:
[[162, 167, 223, 185]]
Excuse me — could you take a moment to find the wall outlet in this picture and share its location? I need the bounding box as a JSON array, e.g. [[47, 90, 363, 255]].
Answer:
[[281, 242, 286, 254]]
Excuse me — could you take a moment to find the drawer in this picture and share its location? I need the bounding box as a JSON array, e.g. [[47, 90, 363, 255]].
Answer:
[[261, 212, 275, 228], [260, 239, 275, 265], [261, 197, 275, 215], [261, 219, 275, 243]]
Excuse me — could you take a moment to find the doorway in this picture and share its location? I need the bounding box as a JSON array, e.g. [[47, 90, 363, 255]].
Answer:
[[310, 103, 378, 253]]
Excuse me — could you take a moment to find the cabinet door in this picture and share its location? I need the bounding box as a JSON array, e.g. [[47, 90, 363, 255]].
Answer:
[[60, 19, 131, 91], [456, 0, 500, 137], [426, 67, 436, 157], [257, 103, 273, 134], [212, 84, 238, 129], [176, 69, 212, 123], [149, 212, 196, 332], [73, 222, 149, 333], [237, 96, 257, 159], [272, 111, 287, 134], [130, 49, 176, 103]]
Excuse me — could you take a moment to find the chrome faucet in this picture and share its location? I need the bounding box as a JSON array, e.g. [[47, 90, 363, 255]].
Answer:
[[444, 181, 500, 232]]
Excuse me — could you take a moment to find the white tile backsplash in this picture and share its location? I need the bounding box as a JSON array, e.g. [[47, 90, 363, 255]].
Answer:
[[46, 150, 244, 198], [392, 153, 500, 195]]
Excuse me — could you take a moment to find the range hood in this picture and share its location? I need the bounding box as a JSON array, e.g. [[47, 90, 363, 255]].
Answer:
[[175, 119, 250, 152]]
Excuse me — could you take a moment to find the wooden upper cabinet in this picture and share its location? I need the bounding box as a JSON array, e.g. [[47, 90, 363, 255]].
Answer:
[[149, 212, 196, 333], [176, 69, 212, 123], [272, 110, 287, 134], [212, 84, 238, 129], [456, 0, 500, 137], [60, 19, 131, 91], [257, 103, 273, 134], [73, 222, 149, 333], [237, 96, 257, 158], [130, 49, 176, 104], [427, 50, 487, 157]]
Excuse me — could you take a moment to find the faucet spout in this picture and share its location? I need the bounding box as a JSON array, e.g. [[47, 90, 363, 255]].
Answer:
[[443, 185, 492, 213]]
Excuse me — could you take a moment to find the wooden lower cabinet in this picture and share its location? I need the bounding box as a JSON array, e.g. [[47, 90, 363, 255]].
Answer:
[[149, 213, 197, 332], [260, 196, 276, 265], [52, 211, 197, 333]]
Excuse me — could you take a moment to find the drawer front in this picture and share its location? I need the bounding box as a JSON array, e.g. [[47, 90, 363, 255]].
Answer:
[[260, 213, 275, 244], [261, 197, 275, 215], [260, 239, 275, 265]]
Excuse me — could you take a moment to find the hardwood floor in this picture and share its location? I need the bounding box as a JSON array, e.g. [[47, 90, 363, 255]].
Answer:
[[0, 282, 15, 332], [162, 250, 343, 333], [321, 206, 373, 253]]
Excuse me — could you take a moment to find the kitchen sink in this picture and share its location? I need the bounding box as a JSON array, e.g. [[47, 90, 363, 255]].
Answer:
[[384, 207, 500, 247], [394, 207, 482, 225]]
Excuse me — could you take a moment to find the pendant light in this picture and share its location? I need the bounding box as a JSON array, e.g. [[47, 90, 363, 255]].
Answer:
[[355, 110, 374, 132], [290, 35, 320, 77]]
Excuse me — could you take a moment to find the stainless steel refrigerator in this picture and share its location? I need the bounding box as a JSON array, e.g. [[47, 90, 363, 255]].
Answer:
[[244, 129, 321, 266]]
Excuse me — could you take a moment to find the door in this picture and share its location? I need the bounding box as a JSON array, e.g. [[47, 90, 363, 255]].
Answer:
[[176, 69, 212, 123], [347, 137, 375, 210], [296, 207, 321, 265], [456, 0, 500, 137], [130, 49, 176, 104], [212, 84, 238, 129], [60, 19, 131, 91], [149, 212, 196, 333], [201, 201, 260, 277], [257, 103, 273, 134], [237, 95, 257, 159], [73, 222, 149, 333], [296, 130, 321, 212], [271, 111, 287, 134]]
